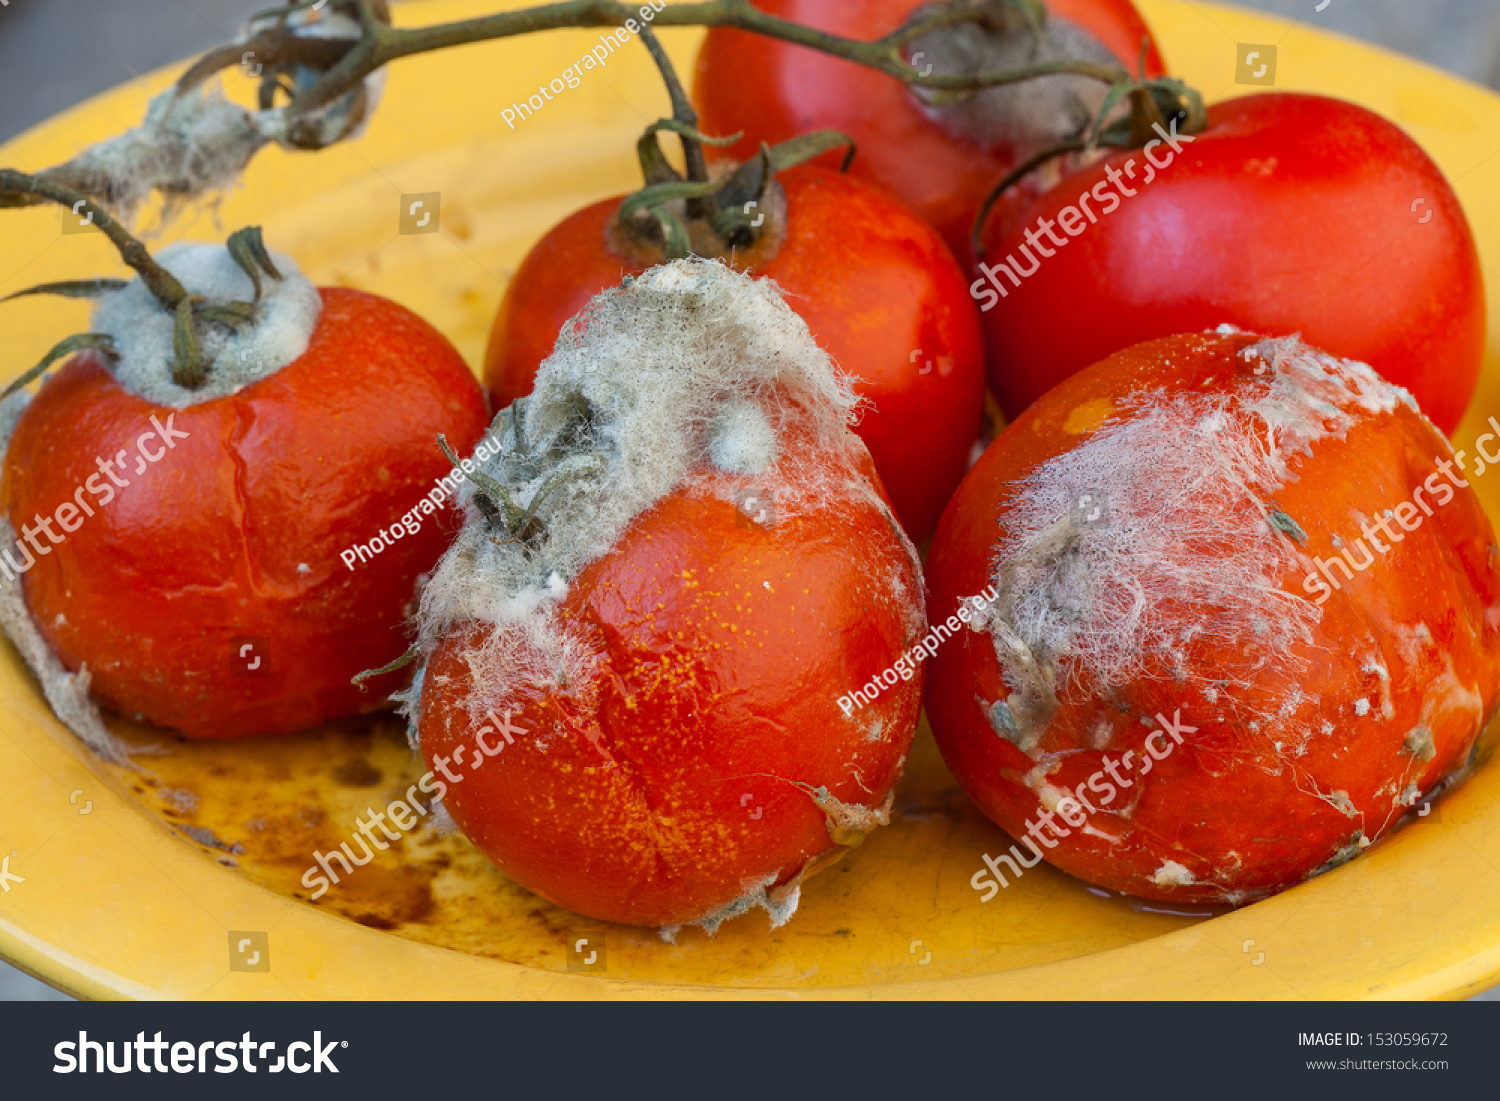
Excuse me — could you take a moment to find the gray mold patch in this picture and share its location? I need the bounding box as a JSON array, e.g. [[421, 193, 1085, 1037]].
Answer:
[[907, 2, 1119, 152], [400, 259, 902, 731], [973, 334, 1415, 753], [93, 242, 322, 407], [0, 394, 127, 761]]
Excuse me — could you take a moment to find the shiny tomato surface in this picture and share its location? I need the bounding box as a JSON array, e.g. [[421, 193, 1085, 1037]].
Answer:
[[419, 420, 923, 927], [975, 93, 1485, 434], [3, 288, 490, 738]]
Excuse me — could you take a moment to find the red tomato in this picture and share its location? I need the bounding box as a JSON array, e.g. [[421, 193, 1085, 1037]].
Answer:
[[427, 259, 926, 928], [926, 330, 1500, 905], [484, 164, 984, 543], [418, 434, 921, 928], [974, 92, 1485, 434], [2, 287, 490, 739], [693, 0, 1164, 258]]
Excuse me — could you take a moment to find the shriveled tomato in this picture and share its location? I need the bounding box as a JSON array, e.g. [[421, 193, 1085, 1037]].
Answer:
[[974, 92, 1485, 434], [420, 261, 924, 929], [926, 329, 1500, 905], [485, 163, 984, 543], [2, 275, 490, 740], [693, 0, 1164, 258]]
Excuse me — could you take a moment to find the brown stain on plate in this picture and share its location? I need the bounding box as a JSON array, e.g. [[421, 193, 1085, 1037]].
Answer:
[[95, 705, 1207, 988]]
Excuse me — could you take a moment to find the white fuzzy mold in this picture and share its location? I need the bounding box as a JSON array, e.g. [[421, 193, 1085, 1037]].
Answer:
[[977, 333, 1416, 746], [93, 241, 322, 407], [400, 258, 877, 729]]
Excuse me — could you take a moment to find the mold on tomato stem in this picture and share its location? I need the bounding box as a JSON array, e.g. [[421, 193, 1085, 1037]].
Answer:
[[93, 243, 322, 405], [1, 4, 386, 222], [905, 0, 1119, 143], [402, 259, 877, 730], [0, 168, 321, 396]]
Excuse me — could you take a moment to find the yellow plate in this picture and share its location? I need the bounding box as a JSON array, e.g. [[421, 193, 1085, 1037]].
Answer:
[[3, 0, 1500, 1001]]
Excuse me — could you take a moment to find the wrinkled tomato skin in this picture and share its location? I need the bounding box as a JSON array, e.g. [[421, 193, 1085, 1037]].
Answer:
[[692, 0, 1163, 258], [2, 288, 491, 739], [925, 331, 1500, 903], [977, 93, 1485, 434], [485, 164, 985, 543], [418, 428, 922, 928]]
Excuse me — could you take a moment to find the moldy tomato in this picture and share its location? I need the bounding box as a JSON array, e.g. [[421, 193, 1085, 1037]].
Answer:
[[415, 261, 924, 930], [925, 329, 1500, 904], [485, 158, 984, 544], [0, 239, 489, 746]]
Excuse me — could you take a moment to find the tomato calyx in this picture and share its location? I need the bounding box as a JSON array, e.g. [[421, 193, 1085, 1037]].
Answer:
[[0, 169, 291, 394], [354, 379, 611, 692], [438, 398, 605, 549], [614, 24, 857, 264], [352, 395, 607, 693], [969, 67, 1207, 256], [894, 0, 1143, 168], [614, 125, 856, 264], [899, 0, 1061, 111]]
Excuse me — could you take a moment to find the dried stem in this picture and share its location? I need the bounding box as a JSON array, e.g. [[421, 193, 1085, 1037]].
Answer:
[[637, 26, 708, 186], [0, 170, 187, 312], [187, 0, 1130, 121]]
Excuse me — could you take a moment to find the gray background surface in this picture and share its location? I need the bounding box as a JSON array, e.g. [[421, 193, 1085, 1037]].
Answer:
[[1, 0, 1499, 1000]]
